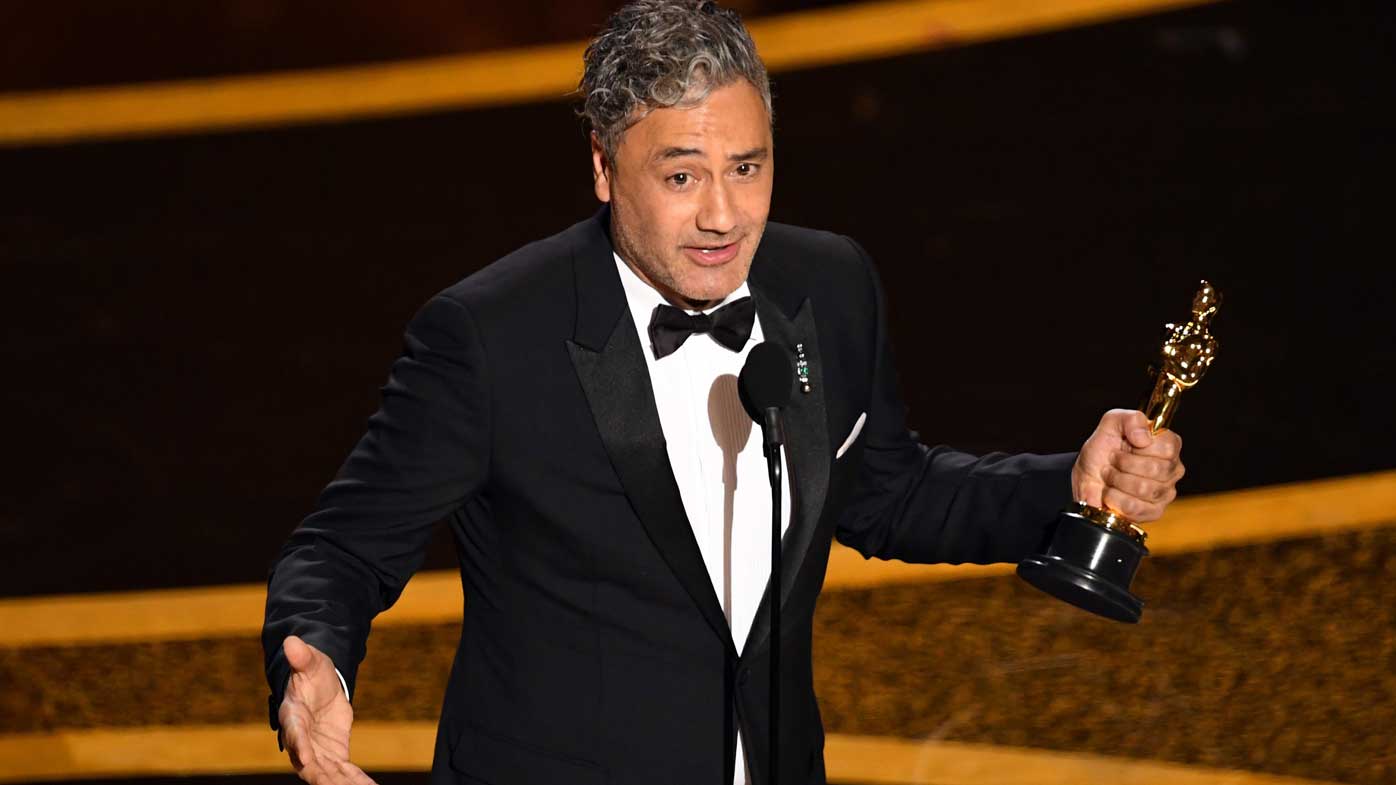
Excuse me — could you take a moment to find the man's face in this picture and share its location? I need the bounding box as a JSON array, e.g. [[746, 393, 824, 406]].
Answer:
[[592, 79, 774, 310]]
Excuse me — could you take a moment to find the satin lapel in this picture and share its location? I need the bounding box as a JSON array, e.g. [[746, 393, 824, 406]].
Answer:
[[566, 208, 736, 656], [741, 289, 831, 658]]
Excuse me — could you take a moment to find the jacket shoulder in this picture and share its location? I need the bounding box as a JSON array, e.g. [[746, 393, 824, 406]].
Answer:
[[756, 221, 878, 307], [763, 221, 860, 260]]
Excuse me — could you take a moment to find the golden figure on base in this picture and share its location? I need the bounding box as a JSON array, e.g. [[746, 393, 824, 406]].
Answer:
[[1018, 281, 1222, 622]]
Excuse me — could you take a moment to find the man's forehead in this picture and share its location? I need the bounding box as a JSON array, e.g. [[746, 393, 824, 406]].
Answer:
[[619, 81, 770, 161], [631, 113, 771, 164]]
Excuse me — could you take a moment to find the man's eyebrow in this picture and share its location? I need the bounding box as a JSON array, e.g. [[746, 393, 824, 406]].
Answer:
[[650, 146, 770, 163], [728, 146, 769, 162], [653, 146, 703, 163]]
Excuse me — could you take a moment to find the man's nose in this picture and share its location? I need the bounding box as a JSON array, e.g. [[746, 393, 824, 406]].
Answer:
[[696, 179, 737, 236]]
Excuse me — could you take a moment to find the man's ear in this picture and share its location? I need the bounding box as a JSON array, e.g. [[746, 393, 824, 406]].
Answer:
[[590, 131, 612, 203]]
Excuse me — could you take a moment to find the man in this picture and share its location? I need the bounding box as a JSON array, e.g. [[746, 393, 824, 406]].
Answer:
[[262, 2, 1185, 784]]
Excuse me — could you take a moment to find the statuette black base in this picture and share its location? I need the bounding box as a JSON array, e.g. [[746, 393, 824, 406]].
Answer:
[[1017, 506, 1148, 623]]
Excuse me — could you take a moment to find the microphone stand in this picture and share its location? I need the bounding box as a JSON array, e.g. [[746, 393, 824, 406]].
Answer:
[[761, 407, 783, 785]]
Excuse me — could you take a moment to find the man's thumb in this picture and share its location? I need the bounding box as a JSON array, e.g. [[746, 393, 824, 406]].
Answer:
[[1111, 409, 1153, 449], [283, 635, 317, 673]]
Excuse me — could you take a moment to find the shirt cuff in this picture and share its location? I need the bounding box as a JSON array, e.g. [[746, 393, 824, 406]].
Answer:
[[334, 666, 350, 702]]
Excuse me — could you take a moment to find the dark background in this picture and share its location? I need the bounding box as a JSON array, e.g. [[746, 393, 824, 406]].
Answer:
[[0, 0, 835, 91], [2, 0, 1392, 599]]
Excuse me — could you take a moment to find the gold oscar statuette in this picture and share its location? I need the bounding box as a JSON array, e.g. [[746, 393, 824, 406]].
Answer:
[[1017, 281, 1222, 622]]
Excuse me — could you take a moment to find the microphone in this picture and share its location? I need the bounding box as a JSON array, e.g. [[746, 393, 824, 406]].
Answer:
[[737, 341, 793, 785], [738, 342, 793, 456]]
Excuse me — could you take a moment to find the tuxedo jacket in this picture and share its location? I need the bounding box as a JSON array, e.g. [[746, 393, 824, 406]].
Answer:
[[262, 205, 1075, 785]]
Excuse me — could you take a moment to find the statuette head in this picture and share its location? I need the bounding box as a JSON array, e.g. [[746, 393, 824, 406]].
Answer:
[[1191, 280, 1221, 326], [1159, 280, 1222, 388]]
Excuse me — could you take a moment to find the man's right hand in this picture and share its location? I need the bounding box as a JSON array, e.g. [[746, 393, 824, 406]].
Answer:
[[278, 635, 377, 785]]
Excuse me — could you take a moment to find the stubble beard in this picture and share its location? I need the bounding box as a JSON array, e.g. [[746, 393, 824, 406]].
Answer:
[[610, 197, 702, 309]]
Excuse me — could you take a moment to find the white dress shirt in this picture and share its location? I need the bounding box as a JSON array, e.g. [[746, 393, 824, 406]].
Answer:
[[614, 252, 793, 785]]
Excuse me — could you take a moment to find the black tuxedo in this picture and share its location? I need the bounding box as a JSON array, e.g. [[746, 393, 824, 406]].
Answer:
[[262, 205, 1074, 785]]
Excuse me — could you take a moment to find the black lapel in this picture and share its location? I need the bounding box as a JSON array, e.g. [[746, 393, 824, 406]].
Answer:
[[566, 205, 737, 656], [741, 252, 832, 658]]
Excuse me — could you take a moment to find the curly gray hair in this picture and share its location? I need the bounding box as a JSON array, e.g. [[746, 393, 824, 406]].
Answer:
[[578, 0, 773, 164]]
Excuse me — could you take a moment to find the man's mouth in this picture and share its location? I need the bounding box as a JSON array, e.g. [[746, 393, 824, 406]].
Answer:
[[684, 241, 740, 266]]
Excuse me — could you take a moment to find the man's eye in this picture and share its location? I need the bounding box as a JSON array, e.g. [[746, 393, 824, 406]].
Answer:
[[735, 163, 758, 177], [669, 173, 690, 186]]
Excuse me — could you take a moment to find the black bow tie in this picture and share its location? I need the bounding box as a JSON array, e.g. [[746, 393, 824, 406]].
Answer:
[[648, 296, 756, 360]]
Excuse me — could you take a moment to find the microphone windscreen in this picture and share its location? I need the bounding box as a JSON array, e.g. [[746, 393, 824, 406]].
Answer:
[[738, 342, 794, 422]]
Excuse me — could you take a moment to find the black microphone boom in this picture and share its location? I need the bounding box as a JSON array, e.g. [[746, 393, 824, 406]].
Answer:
[[737, 341, 793, 785]]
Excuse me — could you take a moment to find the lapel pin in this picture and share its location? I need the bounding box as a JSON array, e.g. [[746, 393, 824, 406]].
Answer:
[[796, 342, 812, 394]]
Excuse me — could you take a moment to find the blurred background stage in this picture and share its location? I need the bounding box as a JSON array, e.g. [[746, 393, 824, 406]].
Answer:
[[1, 0, 1393, 783]]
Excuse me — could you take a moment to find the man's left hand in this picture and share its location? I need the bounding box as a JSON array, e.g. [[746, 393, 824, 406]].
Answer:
[[1072, 409, 1185, 523]]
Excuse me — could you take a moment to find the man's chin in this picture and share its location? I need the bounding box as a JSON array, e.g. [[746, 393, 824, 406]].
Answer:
[[673, 277, 746, 309], [672, 261, 752, 307]]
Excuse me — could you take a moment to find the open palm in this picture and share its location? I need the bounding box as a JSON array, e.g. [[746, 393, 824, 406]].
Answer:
[[278, 635, 378, 785]]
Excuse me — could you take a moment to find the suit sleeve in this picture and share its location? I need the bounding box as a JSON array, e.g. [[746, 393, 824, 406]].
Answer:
[[261, 293, 490, 733], [833, 236, 1075, 565]]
